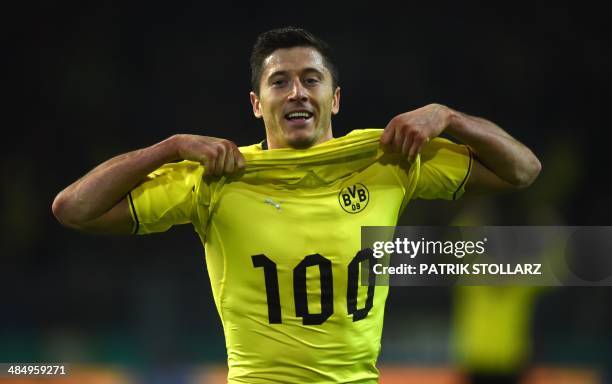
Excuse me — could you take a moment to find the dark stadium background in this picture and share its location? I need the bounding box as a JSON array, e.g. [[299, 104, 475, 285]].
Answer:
[[3, 2, 610, 383]]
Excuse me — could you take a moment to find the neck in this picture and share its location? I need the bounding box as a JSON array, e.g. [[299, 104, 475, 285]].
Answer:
[[266, 128, 334, 150]]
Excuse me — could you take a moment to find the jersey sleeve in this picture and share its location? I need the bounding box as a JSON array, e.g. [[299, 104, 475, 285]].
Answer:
[[127, 160, 208, 235], [413, 137, 472, 200]]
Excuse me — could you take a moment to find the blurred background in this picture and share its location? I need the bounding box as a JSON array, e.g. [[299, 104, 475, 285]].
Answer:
[[3, 1, 611, 383]]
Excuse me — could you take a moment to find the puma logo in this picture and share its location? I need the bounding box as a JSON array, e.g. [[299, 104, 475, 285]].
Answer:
[[264, 198, 282, 211]]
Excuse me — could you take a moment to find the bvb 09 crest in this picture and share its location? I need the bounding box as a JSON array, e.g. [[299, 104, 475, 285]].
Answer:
[[338, 183, 370, 213]]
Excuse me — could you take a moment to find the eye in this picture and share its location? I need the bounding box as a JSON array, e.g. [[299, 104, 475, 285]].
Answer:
[[271, 79, 286, 87], [304, 77, 320, 86]]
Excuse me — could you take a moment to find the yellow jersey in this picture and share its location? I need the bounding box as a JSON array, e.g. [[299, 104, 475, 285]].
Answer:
[[128, 129, 472, 383]]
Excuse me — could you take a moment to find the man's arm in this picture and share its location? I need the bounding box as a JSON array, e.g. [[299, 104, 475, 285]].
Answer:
[[52, 135, 245, 234], [380, 103, 541, 193]]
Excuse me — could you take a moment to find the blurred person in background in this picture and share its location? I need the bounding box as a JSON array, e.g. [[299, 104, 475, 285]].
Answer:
[[451, 200, 542, 384], [51, 27, 540, 383], [451, 138, 588, 384]]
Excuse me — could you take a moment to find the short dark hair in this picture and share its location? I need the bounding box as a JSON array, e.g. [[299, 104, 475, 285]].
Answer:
[[250, 26, 339, 95]]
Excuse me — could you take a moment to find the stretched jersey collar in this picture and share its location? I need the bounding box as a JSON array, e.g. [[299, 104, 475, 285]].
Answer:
[[258, 130, 376, 153], [245, 129, 383, 164], [232, 129, 402, 186]]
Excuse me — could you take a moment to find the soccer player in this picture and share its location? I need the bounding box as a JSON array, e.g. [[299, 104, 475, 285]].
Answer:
[[52, 27, 541, 383]]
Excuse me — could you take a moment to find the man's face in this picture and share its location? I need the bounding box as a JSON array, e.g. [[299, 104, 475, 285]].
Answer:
[[250, 47, 340, 149]]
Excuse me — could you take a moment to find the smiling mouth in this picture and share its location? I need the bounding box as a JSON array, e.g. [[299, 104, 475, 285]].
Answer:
[[284, 111, 314, 123]]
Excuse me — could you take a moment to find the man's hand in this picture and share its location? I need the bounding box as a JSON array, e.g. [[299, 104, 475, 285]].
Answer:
[[380, 103, 450, 162], [52, 133, 246, 234], [381, 103, 541, 193], [172, 134, 245, 176]]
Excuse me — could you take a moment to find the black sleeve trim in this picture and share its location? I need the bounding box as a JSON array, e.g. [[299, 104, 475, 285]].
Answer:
[[127, 192, 140, 235], [453, 146, 473, 200]]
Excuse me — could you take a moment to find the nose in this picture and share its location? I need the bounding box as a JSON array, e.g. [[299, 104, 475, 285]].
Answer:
[[288, 79, 308, 102]]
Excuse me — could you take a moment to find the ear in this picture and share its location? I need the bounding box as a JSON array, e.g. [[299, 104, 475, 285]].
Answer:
[[250, 91, 263, 119], [331, 86, 341, 115]]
